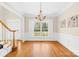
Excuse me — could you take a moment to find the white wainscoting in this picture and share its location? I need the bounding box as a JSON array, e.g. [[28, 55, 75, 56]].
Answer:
[[58, 33, 79, 56], [20, 33, 58, 41]]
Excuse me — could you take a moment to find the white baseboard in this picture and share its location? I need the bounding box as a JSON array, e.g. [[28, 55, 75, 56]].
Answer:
[[21, 39, 57, 42]]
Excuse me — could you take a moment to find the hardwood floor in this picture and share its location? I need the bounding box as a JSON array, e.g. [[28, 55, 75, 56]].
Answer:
[[6, 41, 77, 57]]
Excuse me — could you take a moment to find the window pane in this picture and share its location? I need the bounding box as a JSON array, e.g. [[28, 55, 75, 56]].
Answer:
[[42, 22, 48, 32], [34, 22, 40, 32]]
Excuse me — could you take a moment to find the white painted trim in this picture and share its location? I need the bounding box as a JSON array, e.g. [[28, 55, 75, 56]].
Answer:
[[17, 39, 57, 42], [59, 2, 76, 16]]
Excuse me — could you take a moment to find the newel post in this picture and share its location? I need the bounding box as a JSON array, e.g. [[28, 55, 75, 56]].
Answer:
[[12, 30, 17, 50]]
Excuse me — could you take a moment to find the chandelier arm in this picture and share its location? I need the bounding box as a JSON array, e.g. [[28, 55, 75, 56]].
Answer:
[[35, 2, 46, 21]]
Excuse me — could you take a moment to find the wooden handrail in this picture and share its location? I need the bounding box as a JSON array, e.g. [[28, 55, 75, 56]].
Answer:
[[0, 20, 16, 32], [0, 20, 16, 50]]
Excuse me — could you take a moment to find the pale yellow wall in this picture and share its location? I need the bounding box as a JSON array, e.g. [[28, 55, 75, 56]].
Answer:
[[58, 3, 79, 36], [24, 16, 29, 33], [53, 16, 59, 33]]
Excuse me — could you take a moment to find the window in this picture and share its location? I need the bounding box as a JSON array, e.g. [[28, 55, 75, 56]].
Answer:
[[42, 22, 48, 32], [34, 21, 48, 36], [34, 22, 40, 32]]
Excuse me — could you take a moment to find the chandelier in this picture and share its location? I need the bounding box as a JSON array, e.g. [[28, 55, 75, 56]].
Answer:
[[35, 2, 46, 21]]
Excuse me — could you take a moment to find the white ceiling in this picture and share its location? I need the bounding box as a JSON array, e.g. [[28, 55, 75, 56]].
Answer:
[[5, 2, 74, 17]]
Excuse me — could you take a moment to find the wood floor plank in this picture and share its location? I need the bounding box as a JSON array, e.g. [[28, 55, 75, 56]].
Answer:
[[5, 41, 77, 57]]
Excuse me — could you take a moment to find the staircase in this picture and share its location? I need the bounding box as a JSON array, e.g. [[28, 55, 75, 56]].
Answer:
[[0, 20, 16, 57]]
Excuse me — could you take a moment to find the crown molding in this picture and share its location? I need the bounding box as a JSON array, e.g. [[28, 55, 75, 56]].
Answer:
[[0, 2, 23, 19], [59, 2, 76, 16]]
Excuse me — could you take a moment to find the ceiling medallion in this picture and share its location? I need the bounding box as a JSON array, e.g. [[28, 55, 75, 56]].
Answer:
[[35, 2, 46, 21]]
